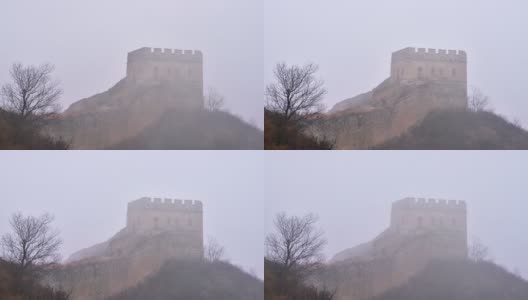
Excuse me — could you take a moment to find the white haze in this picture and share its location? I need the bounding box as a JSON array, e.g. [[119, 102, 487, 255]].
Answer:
[[264, 0, 528, 127], [265, 151, 528, 279], [0, 0, 263, 127], [0, 151, 264, 278]]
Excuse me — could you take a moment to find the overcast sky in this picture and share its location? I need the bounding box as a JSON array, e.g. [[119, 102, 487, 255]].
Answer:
[[0, 151, 264, 278], [264, 0, 528, 127], [265, 151, 528, 279], [0, 0, 263, 127]]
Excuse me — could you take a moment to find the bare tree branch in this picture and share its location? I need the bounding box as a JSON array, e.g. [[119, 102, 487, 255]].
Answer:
[[266, 213, 327, 278], [1, 63, 62, 119], [468, 87, 489, 112], [1, 212, 62, 273], [468, 237, 490, 262], [204, 87, 225, 112], [266, 62, 327, 122], [204, 236, 226, 262]]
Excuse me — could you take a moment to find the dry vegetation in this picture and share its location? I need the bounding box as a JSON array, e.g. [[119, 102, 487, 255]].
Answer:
[[265, 109, 333, 150]]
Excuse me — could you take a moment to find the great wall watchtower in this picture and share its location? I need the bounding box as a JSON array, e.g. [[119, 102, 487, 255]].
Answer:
[[390, 197, 468, 258], [126, 197, 203, 250], [390, 47, 468, 108], [326, 198, 469, 300], [126, 47, 204, 108], [391, 47, 467, 84]]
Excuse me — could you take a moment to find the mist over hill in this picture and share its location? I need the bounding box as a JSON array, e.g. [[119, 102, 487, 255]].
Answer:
[[110, 108, 263, 150], [376, 109, 528, 149], [108, 259, 263, 300], [372, 260, 528, 300]]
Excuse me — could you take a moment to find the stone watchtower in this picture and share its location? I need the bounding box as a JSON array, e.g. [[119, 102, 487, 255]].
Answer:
[[126, 197, 203, 251], [390, 197, 468, 258], [390, 47, 468, 108], [126, 47, 204, 108]]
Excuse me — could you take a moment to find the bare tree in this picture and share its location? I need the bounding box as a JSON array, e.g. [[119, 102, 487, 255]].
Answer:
[[468, 237, 490, 262], [1, 63, 62, 119], [512, 118, 524, 130], [205, 87, 225, 112], [468, 87, 489, 112], [1, 212, 62, 272], [266, 213, 327, 277], [266, 63, 327, 122], [204, 236, 226, 262]]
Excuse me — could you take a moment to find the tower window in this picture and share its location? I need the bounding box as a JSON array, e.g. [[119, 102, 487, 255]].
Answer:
[[452, 68, 457, 77], [418, 216, 423, 227]]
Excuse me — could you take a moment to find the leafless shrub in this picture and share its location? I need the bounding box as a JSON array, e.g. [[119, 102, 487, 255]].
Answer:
[[468, 237, 490, 262], [205, 87, 225, 112], [468, 87, 490, 112], [204, 236, 226, 262]]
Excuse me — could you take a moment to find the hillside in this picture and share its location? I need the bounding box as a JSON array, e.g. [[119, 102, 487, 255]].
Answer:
[[306, 79, 468, 149], [372, 260, 528, 300], [108, 259, 263, 300], [48, 228, 204, 300], [377, 109, 528, 149], [111, 108, 263, 150], [46, 76, 262, 150]]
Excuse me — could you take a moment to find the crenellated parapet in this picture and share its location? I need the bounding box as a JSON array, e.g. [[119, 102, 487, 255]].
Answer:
[[127, 197, 203, 212], [126, 197, 203, 235], [127, 47, 203, 63], [392, 197, 466, 211], [125, 47, 204, 108], [392, 47, 467, 63], [390, 46, 468, 93], [390, 196, 467, 236]]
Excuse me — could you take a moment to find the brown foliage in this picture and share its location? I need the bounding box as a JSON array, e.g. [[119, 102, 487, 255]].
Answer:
[[265, 109, 333, 149], [0, 259, 69, 300], [0, 109, 69, 149], [265, 259, 334, 300]]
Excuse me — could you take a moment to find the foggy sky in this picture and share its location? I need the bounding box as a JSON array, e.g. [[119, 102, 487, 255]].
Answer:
[[0, 151, 264, 278], [0, 0, 263, 127], [264, 0, 528, 127], [265, 151, 528, 279]]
